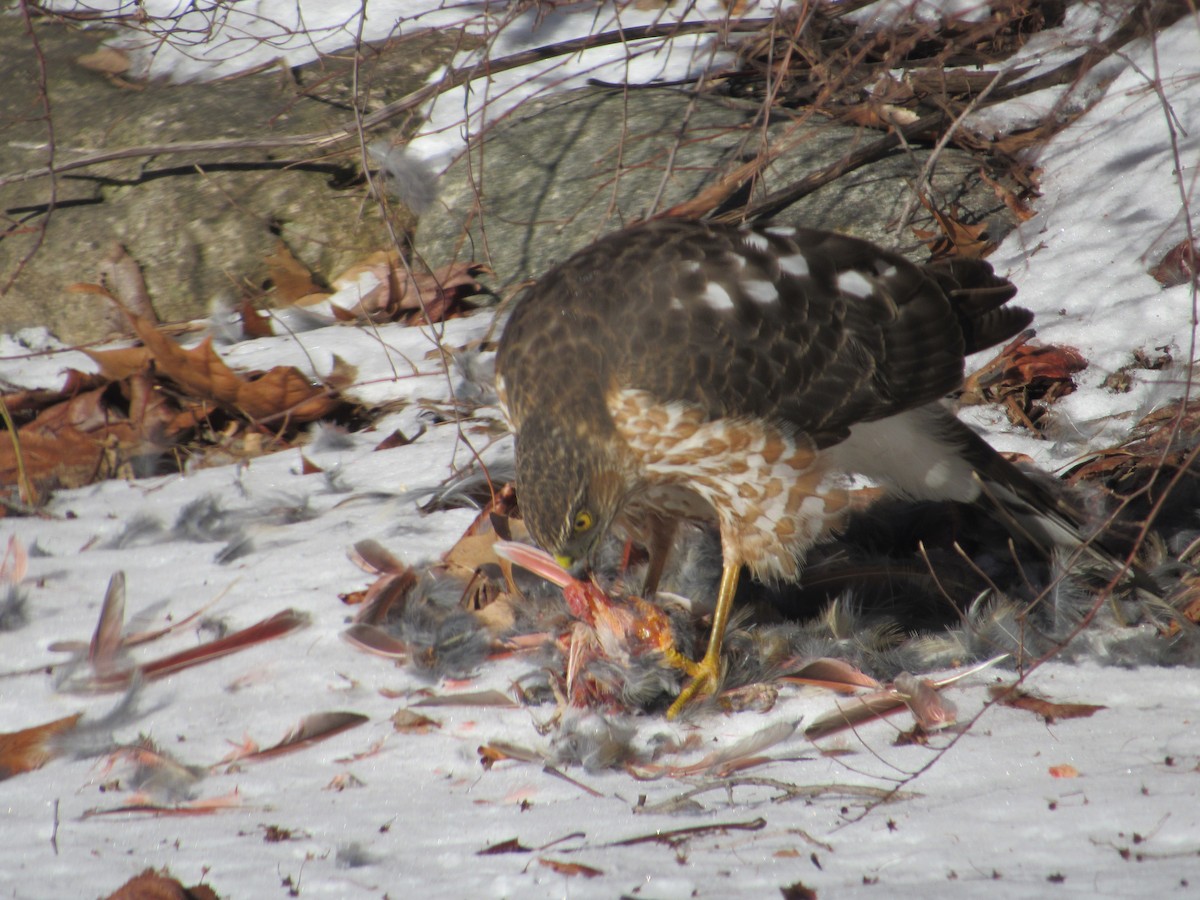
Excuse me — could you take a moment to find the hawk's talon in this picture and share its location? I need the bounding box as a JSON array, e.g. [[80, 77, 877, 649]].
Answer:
[[665, 563, 740, 718], [666, 650, 725, 719], [662, 646, 702, 679]]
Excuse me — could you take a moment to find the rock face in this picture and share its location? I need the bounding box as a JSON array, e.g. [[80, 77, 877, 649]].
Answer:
[[416, 86, 1015, 289], [0, 18, 447, 344], [2, 17, 1013, 345]]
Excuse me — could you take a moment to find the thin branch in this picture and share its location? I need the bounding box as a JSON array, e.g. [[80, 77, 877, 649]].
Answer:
[[716, 109, 947, 224], [892, 69, 1004, 242]]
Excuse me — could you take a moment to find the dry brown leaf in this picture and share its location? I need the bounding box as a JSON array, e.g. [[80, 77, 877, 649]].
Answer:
[[0, 713, 82, 780], [129, 315, 338, 424], [962, 331, 1088, 418], [477, 838, 531, 855], [374, 429, 418, 451], [101, 244, 156, 324], [104, 868, 221, 900], [475, 594, 517, 634], [125, 371, 184, 444], [77, 48, 133, 76], [538, 859, 603, 879], [1149, 238, 1200, 288], [979, 169, 1038, 222], [780, 882, 818, 900], [912, 199, 991, 259], [34, 384, 115, 435], [391, 709, 440, 733], [330, 255, 490, 324], [133, 320, 240, 398], [239, 300, 274, 339], [238, 366, 338, 422], [992, 687, 1106, 723], [265, 242, 324, 304], [82, 346, 152, 381], [0, 365, 194, 493], [166, 402, 216, 437], [841, 102, 919, 129], [0, 370, 107, 417], [0, 396, 128, 490], [444, 531, 505, 576], [988, 120, 1065, 155], [324, 355, 358, 392], [395, 261, 491, 323]]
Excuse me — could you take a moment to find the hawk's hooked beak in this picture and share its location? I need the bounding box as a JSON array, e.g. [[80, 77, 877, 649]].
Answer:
[[555, 554, 591, 582]]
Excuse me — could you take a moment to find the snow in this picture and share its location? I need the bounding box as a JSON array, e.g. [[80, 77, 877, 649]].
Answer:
[[4, 3, 1200, 899], [970, 14, 1200, 465]]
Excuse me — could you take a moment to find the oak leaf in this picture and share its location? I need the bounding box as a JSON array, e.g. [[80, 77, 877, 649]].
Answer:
[[265, 242, 325, 305], [129, 315, 338, 423], [0, 713, 82, 779], [912, 198, 991, 258]]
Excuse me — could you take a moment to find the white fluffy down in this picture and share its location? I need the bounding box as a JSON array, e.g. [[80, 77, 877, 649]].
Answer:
[[827, 404, 984, 503]]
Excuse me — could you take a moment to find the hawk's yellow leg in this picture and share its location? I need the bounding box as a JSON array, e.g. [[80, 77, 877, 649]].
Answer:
[[665, 564, 739, 718]]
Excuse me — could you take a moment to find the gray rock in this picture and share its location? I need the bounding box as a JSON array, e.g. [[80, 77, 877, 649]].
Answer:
[[416, 85, 1015, 286], [1, 15, 1014, 345], [0, 18, 451, 344]]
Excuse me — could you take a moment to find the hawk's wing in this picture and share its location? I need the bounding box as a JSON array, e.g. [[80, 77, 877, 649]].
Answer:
[[503, 218, 1029, 447]]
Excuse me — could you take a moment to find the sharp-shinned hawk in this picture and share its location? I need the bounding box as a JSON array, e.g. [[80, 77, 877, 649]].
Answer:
[[496, 217, 1099, 716]]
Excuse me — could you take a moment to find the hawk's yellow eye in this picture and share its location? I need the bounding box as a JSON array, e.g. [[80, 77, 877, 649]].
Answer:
[[573, 511, 594, 533]]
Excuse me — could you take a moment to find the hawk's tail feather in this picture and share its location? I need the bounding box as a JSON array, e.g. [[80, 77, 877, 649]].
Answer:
[[960, 307, 1036, 356], [833, 406, 1164, 602], [925, 257, 1033, 355], [926, 257, 1017, 310], [947, 418, 1165, 602]]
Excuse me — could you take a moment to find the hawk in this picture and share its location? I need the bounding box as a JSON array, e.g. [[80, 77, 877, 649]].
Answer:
[[496, 218, 1109, 716]]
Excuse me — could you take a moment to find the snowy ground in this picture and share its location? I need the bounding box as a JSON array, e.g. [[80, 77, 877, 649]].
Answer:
[[3, 3, 1200, 898]]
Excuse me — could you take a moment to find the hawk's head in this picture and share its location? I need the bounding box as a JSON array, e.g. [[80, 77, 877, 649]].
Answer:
[[513, 413, 629, 571]]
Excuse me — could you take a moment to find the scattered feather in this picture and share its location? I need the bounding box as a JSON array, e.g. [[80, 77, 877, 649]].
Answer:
[[549, 713, 642, 773], [220, 712, 369, 765], [336, 843, 377, 869], [412, 690, 518, 708], [367, 142, 439, 214]]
